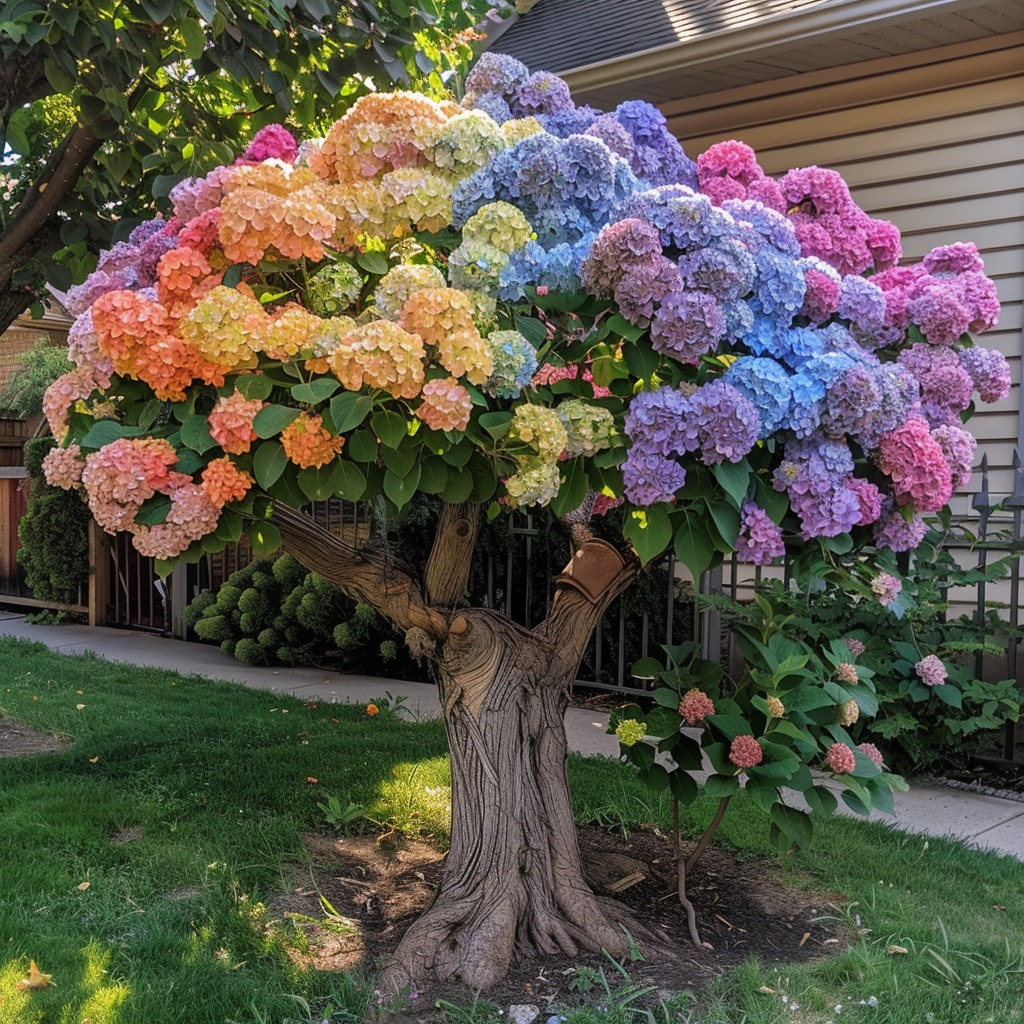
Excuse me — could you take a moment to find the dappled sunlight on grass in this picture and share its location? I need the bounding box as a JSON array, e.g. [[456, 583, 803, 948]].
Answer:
[[371, 755, 452, 843], [0, 942, 128, 1024]]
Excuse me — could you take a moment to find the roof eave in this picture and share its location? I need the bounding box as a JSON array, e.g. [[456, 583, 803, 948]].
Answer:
[[558, 0, 987, 94]]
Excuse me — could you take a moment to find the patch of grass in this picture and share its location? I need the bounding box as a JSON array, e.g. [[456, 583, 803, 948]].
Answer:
[[2, 635, 1023, 1024]]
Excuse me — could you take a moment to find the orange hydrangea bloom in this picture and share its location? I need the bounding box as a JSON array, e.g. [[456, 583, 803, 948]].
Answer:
[[280, 412, 344, 469], [201, 458, 254, 508], [208, 391, 265, 455]]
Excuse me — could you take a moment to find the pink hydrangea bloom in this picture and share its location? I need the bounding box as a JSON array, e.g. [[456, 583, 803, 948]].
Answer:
[[870, 572, 902, 606], [875, 417, 953, 512], [415, 377, 473, 432], [844, 637, 866, 656], [836, 663, 858, 685], [915, 654, 947, 687], [42, 444, 84, 489], [678, 688, 715, 725], [960, 346, 1012, 404], [845, 476, 882, 526], [734, 501, 784, 565], [825, 742, 857, 774], [729, 735, 763, 769], [857, 742, 885, 767]]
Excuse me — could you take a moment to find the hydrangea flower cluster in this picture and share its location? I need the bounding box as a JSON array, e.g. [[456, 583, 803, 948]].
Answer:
[[43, 53, 1001, 577]]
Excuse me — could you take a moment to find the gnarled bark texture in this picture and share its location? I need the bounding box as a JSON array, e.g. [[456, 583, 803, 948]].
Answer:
[[273, 501, 640, 991]]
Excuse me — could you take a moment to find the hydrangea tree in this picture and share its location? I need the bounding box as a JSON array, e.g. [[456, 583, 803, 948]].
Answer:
[[41, 52, 1008, 991]]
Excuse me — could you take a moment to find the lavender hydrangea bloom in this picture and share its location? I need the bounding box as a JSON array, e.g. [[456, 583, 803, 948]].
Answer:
[[735, 502, 785, 564], [678, 237, 756, 302], [512, 71, 574, 117], [960, 346, 1012, 403], [465, 51, 529, 99], [613, 255, 680, 327], [751, 248, 806, 318], [65, 267, 139, 316], [616, 187, 730, 250], [722, 357, 793, 435], [624, 387, 692, 457], [467, 92, 513, 124], [687, 381, 760, 464], [613, 101, 697, 188], [820, 365, 881, 441], [873, 502, 929, 552], [651, 289, 725, 364], [537, 105, 601, 137], [622, 453, 687, 505], [932, 423, 976, 488], [774, 444, 861, 538]]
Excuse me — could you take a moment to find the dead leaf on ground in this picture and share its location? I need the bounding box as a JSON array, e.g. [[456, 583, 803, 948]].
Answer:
[[17, 961, 55, 990], [886, 944, 909, 955]]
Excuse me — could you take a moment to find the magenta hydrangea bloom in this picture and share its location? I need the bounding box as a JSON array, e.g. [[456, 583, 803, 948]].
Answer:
[[873, 503, 928, 552], [241, 124, 298, 164], [845, 476, 882, 526], [915, 654, 948, 687], [844, 637, 866, 656], [734, 502, 784, 564], [875, 417, 953, 512], [857, 742, 885, 767]]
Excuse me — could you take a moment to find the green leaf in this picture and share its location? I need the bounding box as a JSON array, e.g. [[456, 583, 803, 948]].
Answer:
[[371, 410, 407, 449], [704, 774, 740, 799], [441, 440, 474, 467], [346, 428, 378, 463], [381, 443, 417, 477], [706, 714, 752, 742], [233, 375, 275, 401], [802, 784, 838, 817], [333, 462, 367, 501], [249, 522, 281, 556], [755, 477, 789, 524], [383, 464, 422, 509], [253, 404, 301, 439], [329, 392, 373, 433], [135, 494, 172, 526], [253, 442, 288, 490], [441, 466, 474, 503], [356, 250, 389, 276], [623, 339, 660, 381], [179, 415, 218, 454], [549, 459, 588, 518], [298, 464, 343, 502], [706, 499, 740, 550], [291, 378, 339, 405], [214, 512, 244, 543], [179, 17, 206, 58], [43, 58, 76, 93], [478, 411, 513, 440], [932, 684, 963, 709], [80, 421, 145, 449], [623, 505, 672, 566], [513, 315, 547, 347], [673, 513, 715, 581], [418, 458, 448, 494], [712, 460, 751, 509], [606, 313, 645, 343], [668, 770, 699, 806], [770, 803, 813, 848]]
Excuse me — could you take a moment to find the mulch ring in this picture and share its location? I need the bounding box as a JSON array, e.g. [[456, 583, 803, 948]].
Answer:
[[268, 824, 848, 1019], [0, 716, 69, 757]]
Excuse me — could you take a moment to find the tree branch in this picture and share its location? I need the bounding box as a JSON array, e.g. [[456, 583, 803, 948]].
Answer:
[[423, 501, 479, 607], [0, 219, 64, 334], [0, 46, 53, 116], [0, 121, 101, 272], [272, 501, 450, 641], [533, 537, 639, 681]]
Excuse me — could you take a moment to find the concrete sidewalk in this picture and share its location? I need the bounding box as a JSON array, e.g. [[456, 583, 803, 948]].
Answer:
[[2, 612, 1022, 860]]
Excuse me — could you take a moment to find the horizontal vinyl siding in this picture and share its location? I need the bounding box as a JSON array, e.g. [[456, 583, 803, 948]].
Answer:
[[669, 43, 1024, 517]]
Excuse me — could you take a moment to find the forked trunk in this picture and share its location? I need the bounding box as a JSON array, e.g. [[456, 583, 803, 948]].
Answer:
[[273, 503, 641, 992], [380, 612, 633, 992]]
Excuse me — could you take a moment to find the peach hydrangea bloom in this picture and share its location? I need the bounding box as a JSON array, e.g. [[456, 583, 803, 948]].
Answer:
[[259, 303, 324, 361], [42, 444, 84, 489], [415, 377, 473, 432], [327, 320, 426, 399], [208, 391, 265, 455], [43, 367, 106, 442], [156, 246, 221, 320], [131, 482, 220, 559], [180, 286, 267, 370], [836, 662, 859, 684], [201, 458, 254, 508], [91, 289, 172, 375], [280, 412, 344, 469], [374, 264, 447, 321], [81, 438, 179, 534]]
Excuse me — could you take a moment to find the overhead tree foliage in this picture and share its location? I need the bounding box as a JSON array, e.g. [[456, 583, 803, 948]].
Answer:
[[0, 0, 498, 334], [39, 49, 1008, 992]]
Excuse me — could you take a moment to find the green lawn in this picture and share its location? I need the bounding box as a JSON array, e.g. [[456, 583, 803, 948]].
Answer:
[[0, 635, 1022, 1024]]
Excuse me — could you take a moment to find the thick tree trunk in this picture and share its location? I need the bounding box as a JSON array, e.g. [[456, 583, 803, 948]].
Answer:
[[273, 502, 641, 992]]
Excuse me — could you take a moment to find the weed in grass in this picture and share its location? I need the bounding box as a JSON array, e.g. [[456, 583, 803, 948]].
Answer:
[[316, 793, 368, 834]]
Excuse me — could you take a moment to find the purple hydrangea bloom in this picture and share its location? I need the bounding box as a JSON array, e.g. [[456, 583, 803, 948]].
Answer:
[[686, 381, 760, 464], [723, 198, 800, 256], [651, 289, 725, 364], [538, 105, 602, 137], [839, 275, 887, 332], [65, 266, 139, 316], [624, 387, 692, 457], [873, 500, 929, 552], [580, 218, 663, 296], [622, 453, 687, 505], [465, 52, 528, 99], [678, 238, 756, 303], [846, 476, 883, 525], [959, 346, 1012, 403], [512, 71, 574, 117], [585, 115, 635, 160], [467, 92, 513, 123], [613, 254, 680, 327], [820, 365, 881, 441], [613, 100, 697, 188], [735, 502, 785, 564], [932, 422, 976, 488]]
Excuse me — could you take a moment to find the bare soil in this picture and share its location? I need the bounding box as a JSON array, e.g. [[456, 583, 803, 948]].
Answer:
[[268, 825, 846, 1019], [0, 716, 69, 757]]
